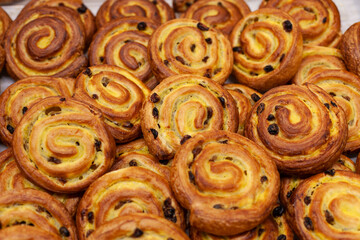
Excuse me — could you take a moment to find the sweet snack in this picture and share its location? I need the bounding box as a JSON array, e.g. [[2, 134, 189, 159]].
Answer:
[[260, 0, 342, 47], [5, 7, 87, 80], [173, 0, 196, 12], [88, 17, 159, 89], [87, 214, 190, 240], [0, 76, 75, 146], [224, 83, 262, 135], [340, 22, 360, 78], [245, 84, 347, 175], [141, 74, 238, 160], [230, 8, 303, 92], [74, 65, 150, 143], [0, 7, 11, 73], [12, 96, 115, 193], [96, 0, 174, 28], [171, 130, 280, 236], [148, 19, 233, 85], [181, 0, 251, 36], [76, 167, 185, 240], [0, 226, 62, 240], [0, 189, 76, 239]]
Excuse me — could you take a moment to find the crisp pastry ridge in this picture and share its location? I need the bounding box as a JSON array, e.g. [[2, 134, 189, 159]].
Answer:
[[0, 225, 62, 240]]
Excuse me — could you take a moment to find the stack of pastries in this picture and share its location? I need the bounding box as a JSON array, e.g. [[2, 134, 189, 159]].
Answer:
[[0, 0, 359, 239]]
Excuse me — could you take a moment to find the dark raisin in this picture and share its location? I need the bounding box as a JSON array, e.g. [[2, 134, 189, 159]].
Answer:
[[81, 209, 86, 220], [329, 92, 336, 97], [83, 68, 92, 77], [213, 204, 224, 209], [338, 160, 345, 165], [260, 176, 268, 183], [180, 135, 191, 145], [304, 196, 311, 205], [205, 38, 212, 44], [324, 169, 335, 176], [28, 223, 34, 226], [331, 101, 337, 107], [230, 206, 239, 210], [86, 230, 94, 237], [77, 4, 87, 13], [188, 171, 195, 184], [324, 103, 330, 109], [268, 124, 279, 135], [58, 3, 65, 7], [164, 59, 169, 66], [267, 114, 275, 121], [277, 234, 287, 240], [7, 125, 14, 134], [102, 77, 110, 87], [87, 212, 94, 224], [131, 228, 143, 238], [197, 22, 209, 31], [342, 95, 350, 101], [304, 7, 313, 12], [159, 159, 169, 165], [186, 2, 192, 6], [283, 20, 293, 32], [152, 107, 159, 118], [218, 97, 226, 108], [204, 70, 211, 78], [258, 228, 265, 236], [217, 2, 223, 6], [213, 68, 222, 75], [192, 147, 202, 159], [323, 17, 327, 23], [280, 53, 285, 62], [129, 160, 138, 166], [207, 107, 213, 120], [100, 56, 104, 62], [48, 157, 61, 164], [251, 93, 260, 102], [250, 71, 259, 76], [257, 103, 265, 115], [60, 98, 66, 101], [94, 139, 101, 152], [22, 107, 28, 115], [59, 227, 70, 237], [164, 198, 172, 207], [190, 44, 196, 52], [219, 140, 228, 144], [304, 217, 314, 231], [123, 122, 134, 128], [175, 56, 186, 65], [232, 46, 244, 54], [202, 56, 209, 63], [137, 22, 147, 31], [92, 94, 98, 99], [163, 205, 176, 222], [150, 128, 158, 139], [114, 200, 132, 210], [264, 65, 274, 73], [150, 93, 160, 103], [272, 205, 285, 218], [325, 210, 334, 225]]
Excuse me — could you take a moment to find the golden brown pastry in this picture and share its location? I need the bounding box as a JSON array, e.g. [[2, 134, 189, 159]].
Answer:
[[0, 226, 62, 240], [0, 76, 75, 146], [12, 96, 115, 193], [20, 0, 96, 47], [173, 0, 196, 12], [88, 17, 159, 89], [181, 0, 250, 36], [224, 84, 262, 135], [171, 130, 280, 236], [245, 84, 347, 175], [340, 22, 360, 78], [230, 8, 303, 92], [289, 170, 360, 239], [87, 214, 190, 240], [4, 7, 87, 80], [0, 189, 76, 239], [96, 0, 174, 28], [148, 19, 233, 85], [292, 46, 346, 85], [141, 74, 238, 160], [260, 0, 342, 47], [76, 167, 185, 240], [0, 7, 11, 73], [74, 65, 150, 143]]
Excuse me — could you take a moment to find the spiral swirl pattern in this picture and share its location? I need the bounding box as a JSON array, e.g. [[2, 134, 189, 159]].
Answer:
[[89, 17, 159, 89], [260, 0, 342, 47], [76, 167, 185, 240], [0, 225, 62, 240], [0, 7, 11, 73], [0, 76, 75, 145], [171, 130, 279, 236], [141, 74, 238, 160], [245, 84, 347, 175], [181, 0, 250, 36], [340, 22, 360, 78], [148, 19, 233, 85], [74, 65, 150, 143], [5, 7, 87, 80], [12, 97, 115, 193], [230, 8, 303, 91], [96, 0, 174, 28]]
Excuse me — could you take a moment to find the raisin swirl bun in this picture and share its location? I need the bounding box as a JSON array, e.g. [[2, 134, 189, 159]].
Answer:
[[181, 0, 250, 36], [12, 96, 115, 193], [0, 7, 11, 73], [5, 7, 87, 80], [292, 46, 346, 85], [0, 225, 62, 240], [230, 8, 303, 92], [0, 189, 76, 239], [141, 74, 238, 160], [340, 22, 360, 78], [224, 84, 262, 135], [74, 65, 150, 143], [244, 84, 347, 175], [0, 76, 75, 146], [148, 19, 233, 85], [260, 0, 341, 47], [173, 0, 196, 13], [171, 130, 280, 236], [96, 0, 174, 28], [88, 17, 159, 89], [87, 214, 190, 240], [76, 167, 185, 240]]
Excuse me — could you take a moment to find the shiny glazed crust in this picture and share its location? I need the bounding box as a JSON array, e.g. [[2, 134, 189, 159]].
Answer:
[[4, 7, 87, 80], [0, 7, 11, 73], [88, 17, 159, 89], [76, 167, 185, 240], [245, 84, 347, 175], [0, 76, 75, 145], [171, 130, 280, 236], [141, 74, 239, 160], [74, 65, 150, 143], [148, 19, 233, 85], [12, 96, 115, 193], [230, 8, 303, 92], [0, 225, 62, 240], [340, 22, 360, 78]]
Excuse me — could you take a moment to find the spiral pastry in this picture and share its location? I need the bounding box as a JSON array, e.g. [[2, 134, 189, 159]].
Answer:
[[260, 0, 342, 47], [111, 139, 171, 182], [230, 8, 303, 92], [76, 167, 185, 240], [12, 96, 115, 193], [20, 0, 96, 47], [0, 225, 62, 240], [292, 46, 346, 85], [88, 17, 159, 89], [4, 7, 87, 80], [181, 0, 250, 36], [74, 65, 150, 143], [340, 22, 360, 78], [0, 189, 76, 239], [0, 76, 75, 146], [173, 0, 196, 12], [0, 7, 11, 72], [141, 74, 238, 160], [245, 84, 347, 175], [171, 130, 279, 236], [224, 84, 262, 135], [148, 19, 233, 85], [96, 0, 174, 28]]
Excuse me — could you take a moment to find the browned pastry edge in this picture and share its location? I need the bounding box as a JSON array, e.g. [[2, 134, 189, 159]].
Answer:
[[0, 225, 62, 240], [340, 22, 360, 78]]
